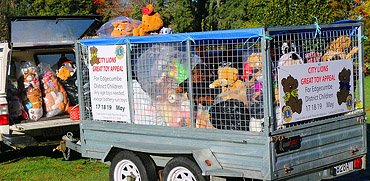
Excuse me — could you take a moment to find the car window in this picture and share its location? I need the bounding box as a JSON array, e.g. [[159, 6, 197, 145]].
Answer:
[[36, 53, 75, 70]]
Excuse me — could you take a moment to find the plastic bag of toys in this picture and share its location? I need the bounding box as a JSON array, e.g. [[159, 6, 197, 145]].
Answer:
[[20, 62, 43, 121], [97, 16, 141, 38], [38, 63, 69, 117], [134, 45, 202, 100], [56, 61, 79, 106]]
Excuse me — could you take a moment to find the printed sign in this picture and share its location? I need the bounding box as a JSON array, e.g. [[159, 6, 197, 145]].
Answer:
[[278, 59, 353, 124], [88, 45, 131, 122]]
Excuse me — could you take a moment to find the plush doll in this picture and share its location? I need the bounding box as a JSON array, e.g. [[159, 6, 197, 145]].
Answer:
[[26, 86, 43, 120], [39, 63, 69, 117], [154, 77, 191, 127], [57, 62, 79, 106], [322, 36, 358, 61], [159, 27, 173, 35], [133, 4, 164, 36], [210, 64, 248, 106], [195, 105, 215, 129], [133, 80, 165, 125], [243, 53, 264, 105], [96, 16, 141, 38], [22, 63, 43, 121], [305, 52, 322, 63], [111, 20, 140, 37]]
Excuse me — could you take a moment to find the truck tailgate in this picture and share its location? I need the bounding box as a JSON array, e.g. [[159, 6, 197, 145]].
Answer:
[[273, 115, 366, 179], [10, 117, 79, 131]]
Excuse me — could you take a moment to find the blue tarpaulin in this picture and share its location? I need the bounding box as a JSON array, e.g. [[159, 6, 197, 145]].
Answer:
[[80, 20, 360, 46]]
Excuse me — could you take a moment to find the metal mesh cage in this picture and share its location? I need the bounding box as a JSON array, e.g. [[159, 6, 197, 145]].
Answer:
[[76, 22, 363, 133], [270, 25, 362, 130]]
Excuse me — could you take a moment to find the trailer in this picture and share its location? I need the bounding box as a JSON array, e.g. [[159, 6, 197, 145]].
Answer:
[[67, 20, 367, 180]]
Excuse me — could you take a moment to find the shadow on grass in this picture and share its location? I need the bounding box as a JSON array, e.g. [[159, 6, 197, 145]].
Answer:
[[0, 143, 83, 163]]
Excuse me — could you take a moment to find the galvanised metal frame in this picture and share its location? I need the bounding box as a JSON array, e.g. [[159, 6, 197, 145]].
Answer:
[[73, 21, 366, 180]]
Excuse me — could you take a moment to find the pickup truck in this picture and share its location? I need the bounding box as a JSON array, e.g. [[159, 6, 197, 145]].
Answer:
[[1, 16, 100, 149]]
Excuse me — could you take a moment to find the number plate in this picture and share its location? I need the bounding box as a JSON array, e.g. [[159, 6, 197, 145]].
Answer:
[[332, 161, 354, 176]]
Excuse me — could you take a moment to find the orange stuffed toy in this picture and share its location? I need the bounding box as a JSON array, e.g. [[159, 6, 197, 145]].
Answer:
[[209, 65, 248, 106], [133, 4, 164, 36], [111, 20, 140, 37]]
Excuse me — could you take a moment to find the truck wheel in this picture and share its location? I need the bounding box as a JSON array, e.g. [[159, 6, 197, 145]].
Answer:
[[109, 150, 157, 181], [162, 156, 209, 181]]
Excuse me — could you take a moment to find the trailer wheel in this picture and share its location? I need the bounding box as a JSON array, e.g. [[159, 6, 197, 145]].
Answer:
[[162, 156, 209, 181], [109, 150, 157, 181]]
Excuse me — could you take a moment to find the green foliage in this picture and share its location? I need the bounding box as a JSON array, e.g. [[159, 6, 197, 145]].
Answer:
[[214, 0, 250, 30], [157, 0, 195, 33], [130, 5, 142, 21], [29, 0, 96, 16], [247, 0, 335, 27]]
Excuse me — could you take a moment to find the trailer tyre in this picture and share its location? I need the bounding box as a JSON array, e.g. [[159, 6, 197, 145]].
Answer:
[[162, 156, 209, 181], [109, 150, 157, 181]]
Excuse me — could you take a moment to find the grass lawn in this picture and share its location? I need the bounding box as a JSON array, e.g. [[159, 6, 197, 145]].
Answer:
[[0, 146, 109, 180], [365, 76, 370, 122]]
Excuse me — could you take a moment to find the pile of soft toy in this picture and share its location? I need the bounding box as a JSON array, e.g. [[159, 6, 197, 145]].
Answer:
[[7, 59, 79, 122]]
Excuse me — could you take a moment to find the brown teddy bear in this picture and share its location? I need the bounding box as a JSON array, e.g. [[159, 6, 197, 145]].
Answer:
[[111, 20, 140, 37], [322, 36, 358, 61], [281, 75, 302, 114], [90, 46, 99, 66], [209, 65, 248, 106], [26, 87, 42, 109], [337, 68, 351, 105], [133, 4, 164, 36]]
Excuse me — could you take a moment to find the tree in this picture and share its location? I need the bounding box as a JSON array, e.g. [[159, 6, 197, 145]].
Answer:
[[93, 0, 133, 18], [28, 0, 97, 16], [247, 0, 336, 27]]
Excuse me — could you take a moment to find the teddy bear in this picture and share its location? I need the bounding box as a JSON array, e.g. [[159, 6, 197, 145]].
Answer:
[[209, 64, 249, 106], [244, 53, 264, 103], [337, 68, 352, 105], [111, 20, 140, 37], [57, 62, 79, 106], [90, 46, 99, 66], [44, 87, 64, 117], [155, 77, 191, 127], [26, 86, 43, 114], [133, 4, 164, 36], [322, 36, 358, 61], [281, 75, 303, 114], [40, 69, 69, 115]]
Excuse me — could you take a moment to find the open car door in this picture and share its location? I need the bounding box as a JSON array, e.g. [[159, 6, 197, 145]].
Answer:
[[10, 15, 101, 48]]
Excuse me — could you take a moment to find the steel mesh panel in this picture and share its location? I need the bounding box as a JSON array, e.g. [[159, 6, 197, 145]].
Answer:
[[130, 38, 264, 131], [270, 26, 361, 130]]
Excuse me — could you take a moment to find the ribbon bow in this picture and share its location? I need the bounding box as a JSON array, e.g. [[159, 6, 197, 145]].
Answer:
[[283, 89, 298, 102], [339, 82, 351, 91]]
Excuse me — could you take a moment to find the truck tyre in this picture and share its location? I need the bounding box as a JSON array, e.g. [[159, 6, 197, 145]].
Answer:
[[109, 150, 157, 181], [162, 156, 209, 181]]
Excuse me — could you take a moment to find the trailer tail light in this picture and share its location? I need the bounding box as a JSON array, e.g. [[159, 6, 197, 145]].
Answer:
[[354, 158, 362, 169], [0, 104, 9, 125], [275, 135, 302, 154]]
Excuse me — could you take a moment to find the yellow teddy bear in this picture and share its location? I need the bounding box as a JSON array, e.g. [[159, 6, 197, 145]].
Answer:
[[209, 66, 248, 106], [133, 4, 164, 36]]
